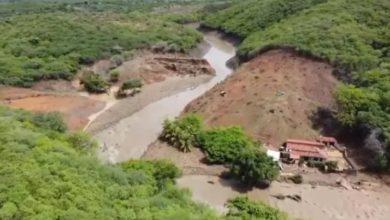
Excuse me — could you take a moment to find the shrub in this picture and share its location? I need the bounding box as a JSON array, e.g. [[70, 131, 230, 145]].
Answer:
[[80, 74, 110, 93], [161, 114, 203, 152], [32, 111, 67, 133], [229, 149, 279, 186], [121, 79, 143, 91], [225, 196, 289, 220], [109, 70, 120, 82], [196, 126, 255, 164], [110, 55, 125, 68]]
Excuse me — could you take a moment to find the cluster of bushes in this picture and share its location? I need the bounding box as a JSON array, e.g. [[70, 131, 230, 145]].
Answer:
[[161, 114, 280, 186], [203, 0, 390, 170], [0, 105, 295, 220]]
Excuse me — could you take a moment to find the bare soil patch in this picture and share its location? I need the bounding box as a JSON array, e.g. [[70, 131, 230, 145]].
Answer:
[[0, 87, 105, 131], [184, 49, 340, 148]]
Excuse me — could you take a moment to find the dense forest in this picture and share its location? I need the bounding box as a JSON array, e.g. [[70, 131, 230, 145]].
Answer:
[[202, 0, 390, 169]]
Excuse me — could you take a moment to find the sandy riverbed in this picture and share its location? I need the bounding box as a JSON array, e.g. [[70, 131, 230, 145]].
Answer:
[[177, 175, 390, 220]]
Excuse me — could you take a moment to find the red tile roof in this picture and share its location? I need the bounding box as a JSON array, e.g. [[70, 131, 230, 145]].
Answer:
[[286, 140, 328, 159], [287, 139, 326, 148]]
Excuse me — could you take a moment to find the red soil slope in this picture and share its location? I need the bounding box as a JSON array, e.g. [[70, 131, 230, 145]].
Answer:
[[184, 49, 340, 148]]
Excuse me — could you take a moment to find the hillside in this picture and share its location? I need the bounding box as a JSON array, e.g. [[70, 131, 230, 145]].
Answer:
[[201, 0, 390, 169], [184, 49, 339, 147]]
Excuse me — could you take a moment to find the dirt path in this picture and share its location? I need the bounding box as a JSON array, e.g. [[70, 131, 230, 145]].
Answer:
[[93, 36, 235, 163], [177, 175, 390, 220]]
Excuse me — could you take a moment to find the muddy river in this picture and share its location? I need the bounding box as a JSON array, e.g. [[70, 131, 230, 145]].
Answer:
[[94, 35, 235, 163]]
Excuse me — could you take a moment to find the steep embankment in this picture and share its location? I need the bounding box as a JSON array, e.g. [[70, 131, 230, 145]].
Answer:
[[184, 49, 339, 147]]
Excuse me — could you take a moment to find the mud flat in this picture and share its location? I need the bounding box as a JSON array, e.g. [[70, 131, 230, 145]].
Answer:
[[177, 175, 390, 220], [93, 35, 235, 163]]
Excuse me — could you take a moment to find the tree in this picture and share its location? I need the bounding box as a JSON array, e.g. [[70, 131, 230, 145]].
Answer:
[[196, 126, 255, 164], [335, 85, 375, 126], [80, 74, 110, 93], [32, 111, 67, 133], [225, 196, 289, 220], [161, 114, 203, 152], [229, 149, 279, 186], [121, 160, 182, 189]]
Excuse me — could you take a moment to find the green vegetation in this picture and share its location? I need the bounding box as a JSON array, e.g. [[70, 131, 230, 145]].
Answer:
[[161, 114, 203, 152], [226, 196, 288, 220], [204, 0, 323, 38], [229, 149, 280, 186], [0, 105, 291, 220], [109, 70, 121, 83], [32, 111, 67, 133], [197, 126, 256, 164], [0, 106, 221, 220], [0, 11, 202, 87], [203, 0, 390, 169], [80, 73, 110, 93], [121, 79, 143, 91], [162, 114, 279, 186]]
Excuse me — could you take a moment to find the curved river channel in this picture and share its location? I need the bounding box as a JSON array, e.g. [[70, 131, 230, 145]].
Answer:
[[95, 35, 235, 163]]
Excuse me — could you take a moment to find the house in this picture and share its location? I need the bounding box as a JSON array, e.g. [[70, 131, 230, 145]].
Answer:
[[280, 139, 328, 162]]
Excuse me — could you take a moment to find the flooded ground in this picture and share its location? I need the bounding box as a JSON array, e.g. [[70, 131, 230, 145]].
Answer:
[[177, 175, 390, 220], [94, 35, 235, 163]]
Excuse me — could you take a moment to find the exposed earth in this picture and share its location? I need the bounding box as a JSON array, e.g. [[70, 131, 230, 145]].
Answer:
[[184, 49, 340, 148], [0, 86, 105, 131]]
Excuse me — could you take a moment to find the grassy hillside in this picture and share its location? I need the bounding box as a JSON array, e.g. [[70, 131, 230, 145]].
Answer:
[[203, 0, 390, 169], [0, 12, 202, 87]]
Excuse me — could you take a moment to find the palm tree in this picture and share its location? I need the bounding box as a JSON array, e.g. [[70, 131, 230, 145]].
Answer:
[[161, 115, 203, 153]]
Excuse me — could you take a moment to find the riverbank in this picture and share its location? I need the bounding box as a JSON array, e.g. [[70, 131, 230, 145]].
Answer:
[[177, 175, 390, 220], [92, 35, 236, 163]]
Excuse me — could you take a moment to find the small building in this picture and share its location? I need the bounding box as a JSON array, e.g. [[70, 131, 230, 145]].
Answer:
[[281, 139, 328, 162]]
